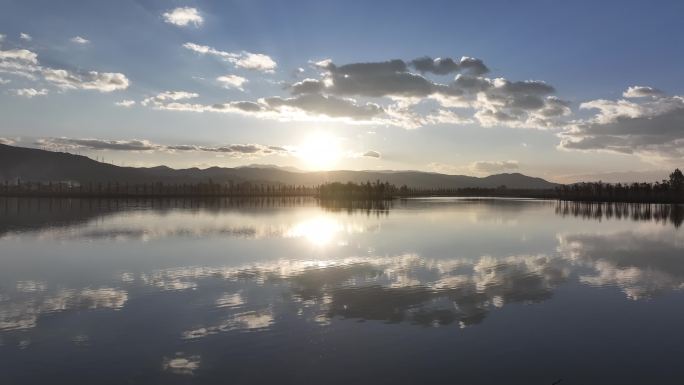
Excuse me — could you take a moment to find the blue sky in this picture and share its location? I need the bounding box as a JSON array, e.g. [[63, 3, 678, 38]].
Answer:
[[1, 0, 683, 182]]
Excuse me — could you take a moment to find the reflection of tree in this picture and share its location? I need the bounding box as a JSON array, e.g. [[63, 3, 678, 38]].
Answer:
[[555, 201, 684, 228], [0, 197, 395, 237], [319, 199, 392, 216]]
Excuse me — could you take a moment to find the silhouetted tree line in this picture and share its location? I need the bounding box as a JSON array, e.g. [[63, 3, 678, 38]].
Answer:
[[3, 168, 683, 203], [318, 181, 396, 200], [318, 182, 558, 200], [555, 169, 684, 203], [0, 179, 317, 198]]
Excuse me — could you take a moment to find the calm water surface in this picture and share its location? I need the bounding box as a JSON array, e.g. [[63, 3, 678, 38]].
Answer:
[[1, 197, 684, 384]]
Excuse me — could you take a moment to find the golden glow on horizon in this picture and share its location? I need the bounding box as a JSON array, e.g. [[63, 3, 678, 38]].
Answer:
[[297, 132, 342, 170]]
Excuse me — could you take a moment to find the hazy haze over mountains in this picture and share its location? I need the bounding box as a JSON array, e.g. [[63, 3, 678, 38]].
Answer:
[[0, 144, 558, 189]]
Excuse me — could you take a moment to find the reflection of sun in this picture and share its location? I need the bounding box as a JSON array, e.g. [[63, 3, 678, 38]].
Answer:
[[286, 216, 342, 246], [298, 132, 342, 170]]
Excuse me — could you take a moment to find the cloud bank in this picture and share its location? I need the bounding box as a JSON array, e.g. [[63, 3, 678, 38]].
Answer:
[[152, 53, 569, 129], [559, 86, 684, 163], [34, 137, 291, 158]]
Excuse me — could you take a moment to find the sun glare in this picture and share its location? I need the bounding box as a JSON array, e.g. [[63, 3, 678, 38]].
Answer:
[[298, 133, 342, 170], [285, 216, 342, 247]]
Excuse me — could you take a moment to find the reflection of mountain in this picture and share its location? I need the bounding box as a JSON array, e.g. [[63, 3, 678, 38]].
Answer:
[[558, 229, 684, 299], [555, 201, 684, 227], [1, 143, 558, 189]]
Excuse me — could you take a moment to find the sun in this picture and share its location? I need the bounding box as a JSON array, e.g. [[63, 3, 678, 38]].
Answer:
[[298, 132, 342, 170]]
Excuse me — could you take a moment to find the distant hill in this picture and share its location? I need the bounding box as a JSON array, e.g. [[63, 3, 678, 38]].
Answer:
[[0, 144, 560, 189]]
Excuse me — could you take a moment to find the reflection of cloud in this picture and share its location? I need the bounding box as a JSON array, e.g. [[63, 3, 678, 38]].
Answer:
[[16, 281, 47, 293], [182, 310, 273, 339], [0, 287, 127, 331], [232, 311, 273, 330], [215, 293, 244, 308], [109, 251, 571, 330], [162, 354, 201, 375], [141, 271, 199, 292], [322, 254, 568, 326], [557, 229, 684, 299]]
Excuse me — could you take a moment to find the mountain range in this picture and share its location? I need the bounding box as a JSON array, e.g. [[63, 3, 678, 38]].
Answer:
[[0, 144, 559, 189]]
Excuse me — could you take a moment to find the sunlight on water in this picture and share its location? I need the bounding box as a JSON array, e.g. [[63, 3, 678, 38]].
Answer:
[[1, 198, 684, 384], [285, 216, 344, 246]]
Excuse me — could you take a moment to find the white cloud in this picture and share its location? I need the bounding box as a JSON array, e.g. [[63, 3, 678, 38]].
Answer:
[[0, 137, 15, 145], [12, 88, 48, 98], [141, 91, 199, 107], [163, 7, 203, 27], [233, 53, 277, 72], [70, 36, 90, 44], [216, 74, 247, 90], [115, 99, 136, 107], [0, 47, 39, 66], [183, 42, 277, 72], [559, 87, 684, 163], [0, 45, 129, 92], [0, 34, 5, 43], [19, 33, 32, 42], [622, 85, 664, 98], [0, 77, 10, 84], [43, 69, 129, 92], [362, 150, 381, 158]]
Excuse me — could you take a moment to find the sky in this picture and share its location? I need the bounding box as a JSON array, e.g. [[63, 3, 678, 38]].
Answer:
[[1, 0, 683, 183]]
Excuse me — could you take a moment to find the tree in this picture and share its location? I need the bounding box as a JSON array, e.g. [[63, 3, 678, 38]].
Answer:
[[670, 168, 684, 191]]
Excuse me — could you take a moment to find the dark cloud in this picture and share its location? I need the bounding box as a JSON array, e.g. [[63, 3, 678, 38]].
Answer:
[[263, 94, 383, 119], [228, 101, 263, 112], [36, 138, 157, 151], [362, 150, 381, 158], [411, 56, 489, 76], [326, 59, 434, 97], [166, 144, 199, 151], [202, 144, 261, 154], [140, 54, 567, 129], [33, 137, 290, 157], [290, 79, 325, 95]]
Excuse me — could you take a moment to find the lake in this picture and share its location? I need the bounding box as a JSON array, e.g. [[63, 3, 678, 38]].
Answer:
[[1, 197, 684, 384]]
